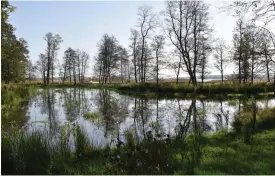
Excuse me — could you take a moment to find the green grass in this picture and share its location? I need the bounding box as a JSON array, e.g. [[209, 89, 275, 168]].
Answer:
[[195, 130, 275, 174]]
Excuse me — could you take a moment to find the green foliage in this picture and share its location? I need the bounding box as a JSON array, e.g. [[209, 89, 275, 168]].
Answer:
[[1, 1, 29, 83]]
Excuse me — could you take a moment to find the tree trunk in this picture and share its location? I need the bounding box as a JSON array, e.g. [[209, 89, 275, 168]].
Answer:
[[121, 57, 123, 83], [156, 50, 159, 84], [221, 70, 224, 84], [134, 52, 137, 83], [51, 58, 54, 83], [176, 56, 182, 84], [47, 59, 50, 85], [266, 55, 270, 82]]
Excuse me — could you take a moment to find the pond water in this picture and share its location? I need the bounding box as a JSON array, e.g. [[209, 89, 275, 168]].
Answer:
[[22, 88, 275, 148]]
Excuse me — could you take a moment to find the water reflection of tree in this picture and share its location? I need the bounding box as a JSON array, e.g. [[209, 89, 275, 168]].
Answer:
[[38, 89, 59, 136], [135, 97, 153, 138], [173, 99, 204, 174], [62, 88, 81, 122], [213, 99, 229, 132], [95, 89, 129, 139]]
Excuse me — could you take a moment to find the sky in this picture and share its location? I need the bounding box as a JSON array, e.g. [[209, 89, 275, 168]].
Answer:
[[9, 0, 238, 78]]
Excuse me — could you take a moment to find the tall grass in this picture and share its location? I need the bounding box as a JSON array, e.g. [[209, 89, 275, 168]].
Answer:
[[1, 123, 105, 175]]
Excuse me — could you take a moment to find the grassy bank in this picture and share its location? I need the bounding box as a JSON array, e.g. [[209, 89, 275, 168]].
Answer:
[[21, 82, 274, 98], [2, 107, 275, 175]]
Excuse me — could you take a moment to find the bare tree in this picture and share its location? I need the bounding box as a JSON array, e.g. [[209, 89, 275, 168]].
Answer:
[[229, 0, 275, 23], [36, 54, 47, 84], [151, 35, 166, 84], [137, 5, 156, 82], [163, 1, 211, 86], [129, 29, 140, 83], [197, 36, 212, 84], [258, 28, 274, 82], [43, 32, 62, 84], [80, 51, 90, 83], [118, 46, 129, 83], [214, 38, 229, 83], [232, 17, 247, 83]]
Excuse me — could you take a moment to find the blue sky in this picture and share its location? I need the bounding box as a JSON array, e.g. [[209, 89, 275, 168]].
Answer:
[[9, 1, 236, 77]]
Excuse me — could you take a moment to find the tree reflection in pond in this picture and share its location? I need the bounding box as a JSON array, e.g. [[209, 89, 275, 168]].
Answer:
[[24, 88, 275, 148]]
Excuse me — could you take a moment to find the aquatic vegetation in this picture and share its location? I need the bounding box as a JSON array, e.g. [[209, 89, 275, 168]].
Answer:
[[228, 99, 238, 106], [83, 112, 100, 120]]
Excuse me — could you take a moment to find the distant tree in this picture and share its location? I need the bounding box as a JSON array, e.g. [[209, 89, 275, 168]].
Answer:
[[36, 54, 47, 84], [63, 48, 76, 84], [197, 36, 212, 84], [26, 60, 37, 82], [151, 35, 166, 84], [214, 38, 229, 83], [95, 34, 120, 84], [80, 51, 90, 83]]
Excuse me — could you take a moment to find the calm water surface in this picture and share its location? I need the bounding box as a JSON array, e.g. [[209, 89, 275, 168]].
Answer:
[[23, 88, 275, 147]]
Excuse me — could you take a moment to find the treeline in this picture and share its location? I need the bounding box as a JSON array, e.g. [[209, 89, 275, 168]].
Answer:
[[2, 1, 275, 86], [92, 1, 275, 86], [27, 34, 90, 85]]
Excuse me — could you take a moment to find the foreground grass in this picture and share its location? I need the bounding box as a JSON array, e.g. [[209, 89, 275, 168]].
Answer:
[[2, 107, 275, 175]]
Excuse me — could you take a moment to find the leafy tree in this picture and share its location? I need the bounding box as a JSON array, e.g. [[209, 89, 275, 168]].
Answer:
[[1, 1, 29, 83]]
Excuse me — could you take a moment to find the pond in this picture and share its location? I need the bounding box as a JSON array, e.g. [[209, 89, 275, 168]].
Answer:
[[22, 88, 275, 148]]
